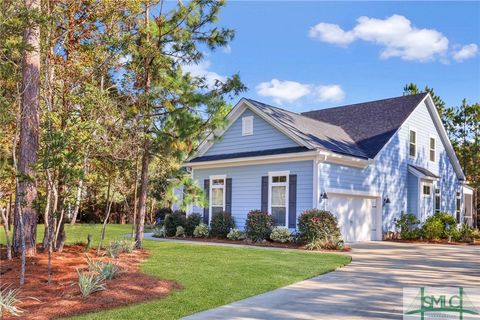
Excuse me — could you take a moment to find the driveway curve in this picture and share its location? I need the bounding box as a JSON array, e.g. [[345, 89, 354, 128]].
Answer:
[[183, 241, 480, 320]]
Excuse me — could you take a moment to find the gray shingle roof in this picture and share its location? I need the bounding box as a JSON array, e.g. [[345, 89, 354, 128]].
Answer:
[[246, 99, 369, 158], [301, 93, 428, 158], [409, 165, 440, 179]]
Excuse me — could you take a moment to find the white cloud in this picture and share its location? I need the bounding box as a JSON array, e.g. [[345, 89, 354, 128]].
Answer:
[[453, 44, 478, 62], [256, 79, 345, 104], [256, 79, 312, 103], [308, 23, 355, 46], [315, 85, 345, 102], [182, 60, 226, 87], [309, 14, 460, 62]]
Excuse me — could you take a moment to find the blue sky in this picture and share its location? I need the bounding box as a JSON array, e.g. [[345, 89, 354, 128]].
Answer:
[[183, 1, 480, 112]]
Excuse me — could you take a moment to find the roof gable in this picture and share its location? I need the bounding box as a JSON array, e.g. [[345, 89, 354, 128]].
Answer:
[[301, 93, 428, 158]]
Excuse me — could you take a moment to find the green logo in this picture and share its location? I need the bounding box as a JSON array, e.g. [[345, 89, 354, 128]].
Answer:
[[404, 287, 480, 320]]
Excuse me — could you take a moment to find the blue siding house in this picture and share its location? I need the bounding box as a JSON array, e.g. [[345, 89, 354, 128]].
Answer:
[[183, 93, 474, 241]]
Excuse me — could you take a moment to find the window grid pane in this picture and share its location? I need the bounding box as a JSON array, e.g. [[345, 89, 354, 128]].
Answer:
[[212, 188, 224, 206], [272, 186, 286, 206], [271, 207, 286, 226]]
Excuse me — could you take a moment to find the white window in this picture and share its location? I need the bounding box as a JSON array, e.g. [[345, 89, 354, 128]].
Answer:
[[429, 136, 436, 162], [435, 188, 441, 213], [422, 183, 431, 196], [242, 116, 253, 136], [409, 129, 417, 158], [209, 175, 226, 220], [456, 192, 461, 222], [268, 171, 289, 227]]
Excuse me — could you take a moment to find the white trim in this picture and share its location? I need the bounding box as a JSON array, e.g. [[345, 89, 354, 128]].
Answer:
[[242, 115, 253, 136], [185, 151, 318, 169], [209, 175, 226, 223], [409, 126, 417, 159], [463, 185, 474, 195], [312, 159, 319, 208], [423, 94, 465, 180], [422, 182, 432, 197], [268, 171, 289, 227], [185, 150, 371, 169], [326, 188, 380, 198], [429, 135, 436, 163], [434, 187, 441, 213]]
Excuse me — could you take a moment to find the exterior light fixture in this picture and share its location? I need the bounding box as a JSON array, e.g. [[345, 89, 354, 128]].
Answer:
[[383, 197, 391, 205], [321, 192, 328, 200]]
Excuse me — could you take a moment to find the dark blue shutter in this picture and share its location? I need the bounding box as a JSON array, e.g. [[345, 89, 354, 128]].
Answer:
[[261, 176, 268, 212], [225, 178, 232, 214], [203, 179, 209, 224], [288, 174, 297, 228]]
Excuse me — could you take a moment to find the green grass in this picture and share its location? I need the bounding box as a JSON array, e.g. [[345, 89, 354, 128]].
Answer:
[[1, 224, 351, 319]]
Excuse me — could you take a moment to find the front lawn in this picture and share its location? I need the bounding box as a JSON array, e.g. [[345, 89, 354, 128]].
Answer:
[[1, 224, 351, 319]]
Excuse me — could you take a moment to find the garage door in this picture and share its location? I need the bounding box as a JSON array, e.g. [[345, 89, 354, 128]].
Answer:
[[328, 194, 381, 242]]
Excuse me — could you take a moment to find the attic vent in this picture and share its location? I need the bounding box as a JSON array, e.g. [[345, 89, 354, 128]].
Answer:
[[242, 116, 253, 136]]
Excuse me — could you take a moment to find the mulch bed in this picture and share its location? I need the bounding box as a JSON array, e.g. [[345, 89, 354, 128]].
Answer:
[[0, 245, 180, 319], [161, 236, 351, 252], [386, 239, 480, 246]]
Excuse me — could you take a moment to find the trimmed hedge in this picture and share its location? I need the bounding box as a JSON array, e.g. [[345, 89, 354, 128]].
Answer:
[[245, 210, 273, 242], [185, 213, 202, 236], [298, 209, 341, 244], [164, 211, 186, 237], [210, 211, 235, 238]]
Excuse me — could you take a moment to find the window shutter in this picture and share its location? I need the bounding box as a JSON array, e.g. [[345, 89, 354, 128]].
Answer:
[[288, 174, 297, 228], [203, 179, 209, 224], [261, 176, 268, 212], [225, 178, 232, 213]]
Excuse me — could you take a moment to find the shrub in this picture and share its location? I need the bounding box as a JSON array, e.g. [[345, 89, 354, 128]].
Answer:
[[422, 217, 443, 240], [164, 211, 186, 237], [87, 256, 120, 280], [298, 209, 341, 244], [458, 224, 474, 243], [77, 270, 106, 296], [472, 228, 480, 240], [120, 240, 135, 253], [245, 210, 273, 242], [395, 213, 420, 240], [304, 238, 339, 251], [0, 285, 23, 316], [155, 207, 173, 224], [175, 226, 186, 237], [422, 212, 458, 241], [227, 228, 246, 241], [152, 225, 166, 238], [185, 213, 203, 236], [105, 240, 123, 258], [193, 223, 209, 238], [270, 227, 293, 243], [210, 211, 235, 238]]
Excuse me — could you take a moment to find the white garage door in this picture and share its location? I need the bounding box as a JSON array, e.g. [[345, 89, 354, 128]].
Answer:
[[328, 194, 382, 242]]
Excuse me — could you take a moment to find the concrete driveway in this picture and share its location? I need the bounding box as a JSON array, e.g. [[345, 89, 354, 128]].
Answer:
[[183, 242, 480, 320]]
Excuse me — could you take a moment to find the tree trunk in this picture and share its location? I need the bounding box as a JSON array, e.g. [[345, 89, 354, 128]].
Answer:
[[131, 150, 139, 238], [13, 0, 41, 257], [97, 178, 115, 254], [7, 194, 12, 231], [1, 207, 12, 260], [71, 151, 88, 225], [135, 139, 149, 249], [42, 182, 52, 249]]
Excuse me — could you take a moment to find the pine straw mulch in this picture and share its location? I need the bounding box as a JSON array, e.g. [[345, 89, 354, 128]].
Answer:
[[0, 245, 181, 319]]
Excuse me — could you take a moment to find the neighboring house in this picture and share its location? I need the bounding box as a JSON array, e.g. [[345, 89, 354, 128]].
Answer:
[[182, 93, 475, 241]]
